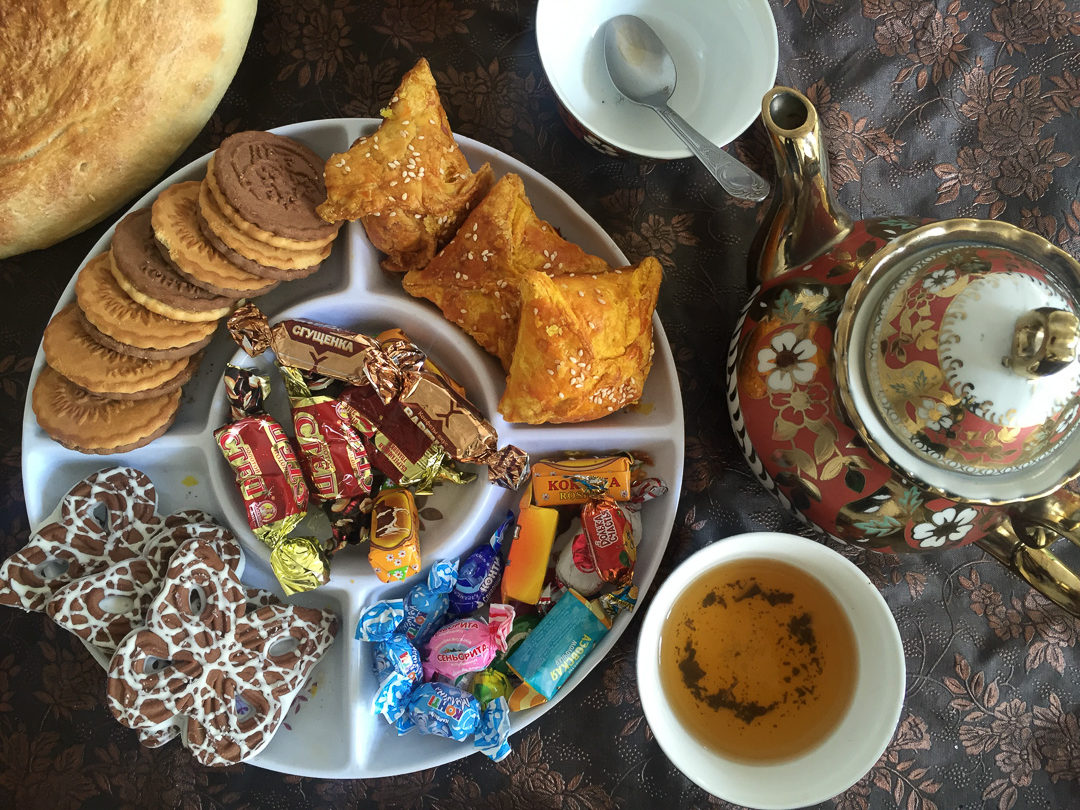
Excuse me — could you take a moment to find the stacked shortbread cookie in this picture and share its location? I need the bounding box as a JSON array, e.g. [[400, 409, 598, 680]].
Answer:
[[33, 131, 341, 454]]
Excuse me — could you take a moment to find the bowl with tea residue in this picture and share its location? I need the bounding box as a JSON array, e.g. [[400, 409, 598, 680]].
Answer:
[[636, 532, 905, 809]]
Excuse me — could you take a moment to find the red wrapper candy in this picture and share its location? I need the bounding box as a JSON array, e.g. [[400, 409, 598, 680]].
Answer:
[[214, 366, 328, 595], [281, 365, 373, 502], [581, 497, 635, 584], [340, 382, 449, 491], [215, 366, 309, 541]]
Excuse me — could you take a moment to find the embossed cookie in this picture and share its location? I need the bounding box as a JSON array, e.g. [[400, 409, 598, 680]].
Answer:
[[46, 511, 236, 654], [32, 365, 181, 454], [205, 157, 338, 251], [0, 467, 160, 613], [152, 181, 280, 298], [75, 253, 218, 359], [197, 179, 332, 272], [107, 534, 338, 766], [196, 210, 325, 281], [111, 208, 234, 322], [43, 304, 198, 399], [212, 131, 340, 241]]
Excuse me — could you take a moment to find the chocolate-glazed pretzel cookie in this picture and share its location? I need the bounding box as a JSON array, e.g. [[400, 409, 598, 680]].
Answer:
[[0, 467, 161, 613], [46, 511, 237, 654], [107, 534, 338, 766]]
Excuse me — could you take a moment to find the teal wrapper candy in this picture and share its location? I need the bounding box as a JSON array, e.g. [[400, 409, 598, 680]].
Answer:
[[506, 589, 611, 700]]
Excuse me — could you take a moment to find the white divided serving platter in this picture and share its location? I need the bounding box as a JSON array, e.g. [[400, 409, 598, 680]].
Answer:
[[20, 119, 685, 778]]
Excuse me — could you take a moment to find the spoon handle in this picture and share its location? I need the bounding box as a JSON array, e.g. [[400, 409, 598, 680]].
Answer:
[[654, 105, 770, 201]]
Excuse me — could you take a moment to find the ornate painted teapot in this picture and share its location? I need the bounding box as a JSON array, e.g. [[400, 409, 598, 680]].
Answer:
[[727, 87, 1080, 615]]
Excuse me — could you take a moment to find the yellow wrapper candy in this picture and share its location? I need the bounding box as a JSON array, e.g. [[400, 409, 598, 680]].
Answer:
[[268, 535, 330, 595]]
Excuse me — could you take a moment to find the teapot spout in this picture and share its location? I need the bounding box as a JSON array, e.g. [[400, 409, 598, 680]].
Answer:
[[752, 87, 853, 285]]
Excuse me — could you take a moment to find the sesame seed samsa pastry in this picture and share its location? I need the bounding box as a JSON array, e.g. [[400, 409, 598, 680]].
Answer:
[[401, 173, 613, 370], [499, 259, 662, 424], [402, 172, 663, 424], [317, 58, 494, 273]]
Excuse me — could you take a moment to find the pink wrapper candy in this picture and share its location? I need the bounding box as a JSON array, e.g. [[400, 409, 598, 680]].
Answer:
[[423, 603, 515, 680]]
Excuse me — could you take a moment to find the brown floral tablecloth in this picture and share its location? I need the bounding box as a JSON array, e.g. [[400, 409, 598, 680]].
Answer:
[[2, 1, 1080, 808]]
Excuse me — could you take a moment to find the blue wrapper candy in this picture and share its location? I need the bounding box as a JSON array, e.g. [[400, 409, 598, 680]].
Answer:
[[394, 682, 512, 761], [355, 599, 406, 641], [450, 512, 513, 614], [371, 635, 424, 721], [356, 598, 423, 722], [399, 559, 459, 645]]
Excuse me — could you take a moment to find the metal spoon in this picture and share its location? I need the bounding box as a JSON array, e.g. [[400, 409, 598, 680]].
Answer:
[[602, 14, 770, 201]]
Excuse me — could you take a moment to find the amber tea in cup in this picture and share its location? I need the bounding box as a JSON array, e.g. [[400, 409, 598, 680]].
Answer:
[[658, 557, 857, 763]]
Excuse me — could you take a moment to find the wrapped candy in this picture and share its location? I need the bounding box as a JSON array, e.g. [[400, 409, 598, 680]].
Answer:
[[424, 603, 515, 680], [227, 304, 401, 403], [214, 366, 327, 595], [340, 382, 450, 491], [506, 589, 611, 702], [355, 600, 423, 721], [450, 513, 512, 614], [501, 489, 559, 605], [280, 365, 372, 502], [394, 682, 511, 761], [376, 331, 528, 489], [467, 668, 512, 708], [490, 613, 541, 677], [530, 455, 632, 506], [555, 477, 668, 598], [369, 487, 421, 582], [399, 560, 459, 646]]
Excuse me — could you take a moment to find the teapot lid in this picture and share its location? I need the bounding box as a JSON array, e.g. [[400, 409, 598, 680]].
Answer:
[[836, 219, 1080, 504]]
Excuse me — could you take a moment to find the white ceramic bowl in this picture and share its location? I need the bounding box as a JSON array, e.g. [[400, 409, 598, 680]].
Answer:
[[636, 533, 905, 809], [536, 0, 778, 158]]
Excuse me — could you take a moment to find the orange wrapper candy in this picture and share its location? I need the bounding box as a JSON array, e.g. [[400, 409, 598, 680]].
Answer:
[[369, 487, 421, 582]]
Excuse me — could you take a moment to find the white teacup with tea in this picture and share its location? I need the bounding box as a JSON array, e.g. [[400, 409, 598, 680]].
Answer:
[[636, 532, 905, 809]]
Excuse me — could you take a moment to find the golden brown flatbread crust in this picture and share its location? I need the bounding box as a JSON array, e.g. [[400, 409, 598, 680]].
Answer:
[[0, 0, 256, 258]]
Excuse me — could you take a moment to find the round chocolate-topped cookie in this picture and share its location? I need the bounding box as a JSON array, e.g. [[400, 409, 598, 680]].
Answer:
[[111, 208, 235, 317], [213, 131, 340, 241], [76, 253, 218, 358], [195, 205, 325, 282], [152, 181, 279, 298]]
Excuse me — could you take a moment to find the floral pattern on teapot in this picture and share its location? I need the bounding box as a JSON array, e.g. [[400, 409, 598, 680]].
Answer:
[[868, 245, 1079, 476], [728, 217, 1003, 554]]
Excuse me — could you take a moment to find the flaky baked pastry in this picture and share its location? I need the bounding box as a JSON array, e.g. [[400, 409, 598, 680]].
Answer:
[[401, 173, 612, 368], [316, 58, 494, 273], [498, 258, 662, 424], [402, 171, 663, 424]]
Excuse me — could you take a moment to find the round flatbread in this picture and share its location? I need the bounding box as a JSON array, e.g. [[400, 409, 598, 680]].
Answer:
[[0, 1, 256, 258]]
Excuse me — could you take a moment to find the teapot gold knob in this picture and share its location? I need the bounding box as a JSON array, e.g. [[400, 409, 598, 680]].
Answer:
[[1006, 307, 1080, 378]]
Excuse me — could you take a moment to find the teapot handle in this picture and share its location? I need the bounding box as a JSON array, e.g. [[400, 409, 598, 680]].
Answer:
[[976, 493, 1080, 616]]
